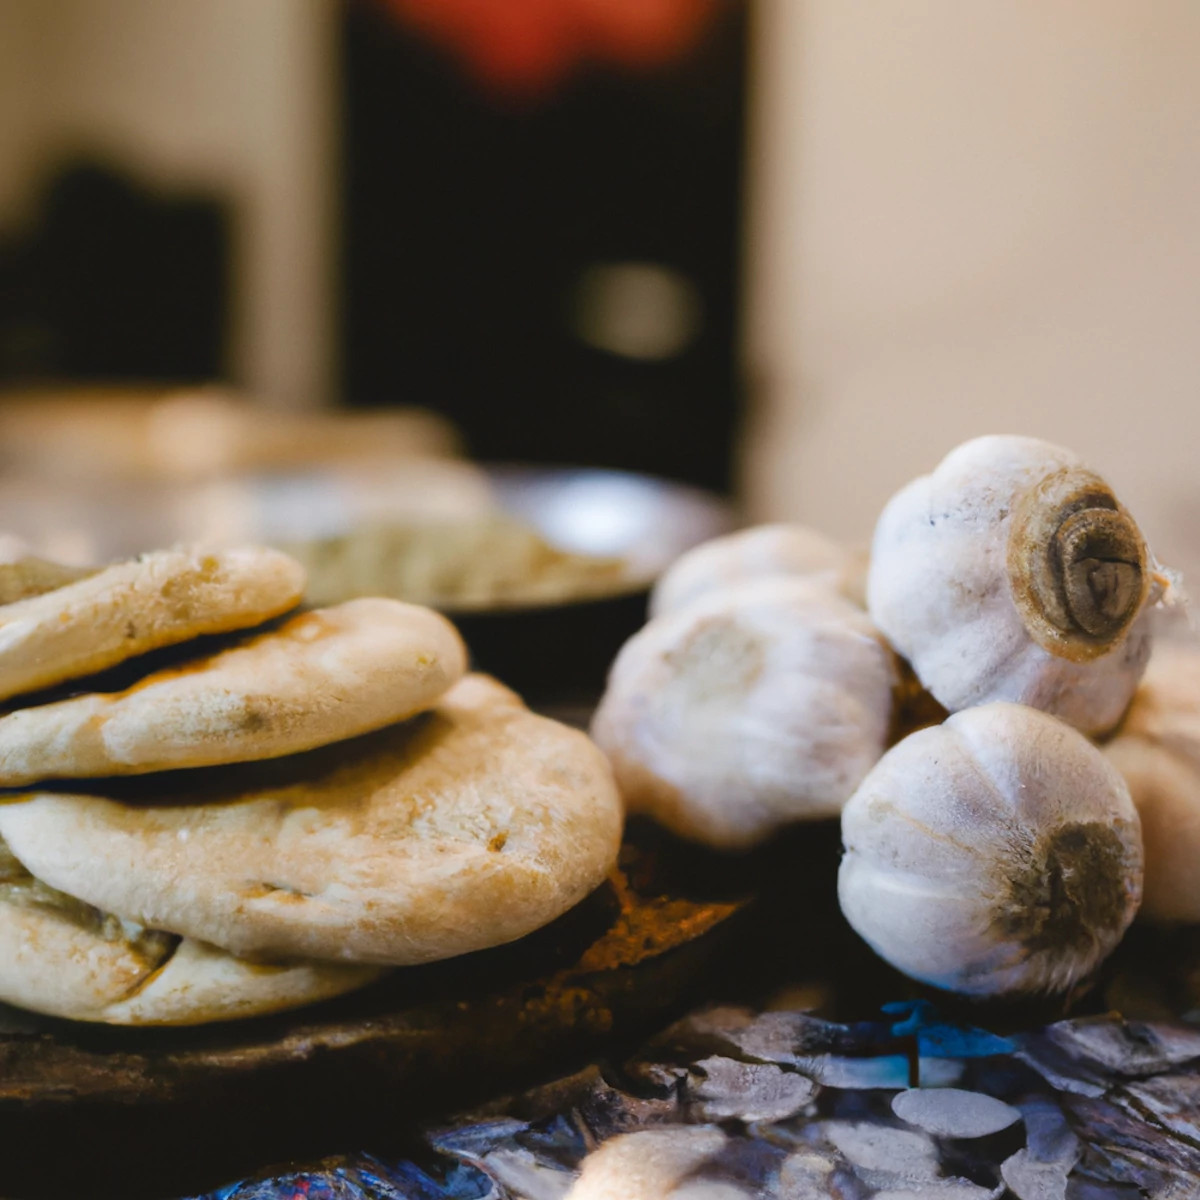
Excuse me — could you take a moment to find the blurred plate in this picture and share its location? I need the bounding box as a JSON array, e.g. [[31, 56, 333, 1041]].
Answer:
[[0, 458, 496, 564], [483, 465, 732, 592], [0, 462, 730, 575], [0, 462, 733, 700]]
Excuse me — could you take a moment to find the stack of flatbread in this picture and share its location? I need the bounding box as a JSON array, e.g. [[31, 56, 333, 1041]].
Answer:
[[0, 544, 623, 1025]]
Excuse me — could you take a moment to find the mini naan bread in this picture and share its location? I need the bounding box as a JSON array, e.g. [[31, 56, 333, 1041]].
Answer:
[[0, 545, 305, 702], [0, 841, 378, 1025], [0, 598, 468, 783], [0, 676, 623, 966]]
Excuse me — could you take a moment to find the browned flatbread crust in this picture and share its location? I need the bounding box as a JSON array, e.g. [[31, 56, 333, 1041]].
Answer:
[[0, 598, 467, 783], [0, 676, 624, 966], [0, 899, 379, 1025], [0, 545, 305, 701]]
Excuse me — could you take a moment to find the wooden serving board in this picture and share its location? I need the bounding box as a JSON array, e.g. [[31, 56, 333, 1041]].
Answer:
[[8, 810, 1200, 1199], [0, 826, 757, 1199]]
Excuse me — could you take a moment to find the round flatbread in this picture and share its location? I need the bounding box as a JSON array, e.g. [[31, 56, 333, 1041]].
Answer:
[[0, 842, 378, 1025], [0, 676, 624, 966], [0, 598, 468, 783], [0, 545, 305, 702]]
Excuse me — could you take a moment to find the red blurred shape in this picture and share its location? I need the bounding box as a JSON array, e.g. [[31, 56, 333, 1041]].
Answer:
[[379, 0, 719, 95]]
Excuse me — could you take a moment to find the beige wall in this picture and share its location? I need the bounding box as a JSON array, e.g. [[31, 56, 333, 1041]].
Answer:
[[0, 1, 42, 227], [744, 0, 1200, 578], [0, 0, 337, 407]]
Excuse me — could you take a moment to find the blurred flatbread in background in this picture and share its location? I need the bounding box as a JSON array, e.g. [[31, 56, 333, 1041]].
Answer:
[[0, 535, 31, 563], [180, 457, 498, 549], [0, 384, 477, 564], [0, 455, 498, 568], [0, 555, 96, 605], [0, 385, 462, 482]]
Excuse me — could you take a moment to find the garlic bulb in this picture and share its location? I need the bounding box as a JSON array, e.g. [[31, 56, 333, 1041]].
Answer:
[[565, 1128, 742, 1200], [592, 577, 898, 849], [650, 524, 865, 617], [839, 702, 1143, 996], [1105, 644, 1200, 923], [867, 435, 1167, 737]]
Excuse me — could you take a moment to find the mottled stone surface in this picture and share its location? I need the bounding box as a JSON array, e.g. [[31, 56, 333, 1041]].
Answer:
[[194, 1003, 1200, 1200], [8, 820, 1200, 1200]]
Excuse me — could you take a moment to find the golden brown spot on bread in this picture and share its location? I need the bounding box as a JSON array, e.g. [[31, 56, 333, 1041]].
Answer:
[[109, 935, 182, 1001], [239, 703, 270, 734], [245, 881, 313, 902]]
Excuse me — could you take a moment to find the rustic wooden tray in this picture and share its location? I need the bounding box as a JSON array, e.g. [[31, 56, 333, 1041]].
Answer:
[[9, 808, 1199, 1200], [0, 824, 764, 1199]]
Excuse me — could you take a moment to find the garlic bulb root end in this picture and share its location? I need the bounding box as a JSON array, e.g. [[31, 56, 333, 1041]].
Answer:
[[1008, 467, 1149, 664]]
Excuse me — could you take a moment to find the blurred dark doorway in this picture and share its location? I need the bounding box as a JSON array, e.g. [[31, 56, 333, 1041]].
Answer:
[[0, 162, 230, 385], [340, 1, 747, 493]]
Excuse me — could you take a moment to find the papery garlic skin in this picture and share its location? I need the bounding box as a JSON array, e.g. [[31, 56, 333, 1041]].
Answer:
[[592, 578, 897, 849], [565, 1127, 740, 1200], [839, 702, 1143, 996], [650, 524, 865, 618], [1106, 644, 1200, 923], [867, 435, 1159, 737]]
